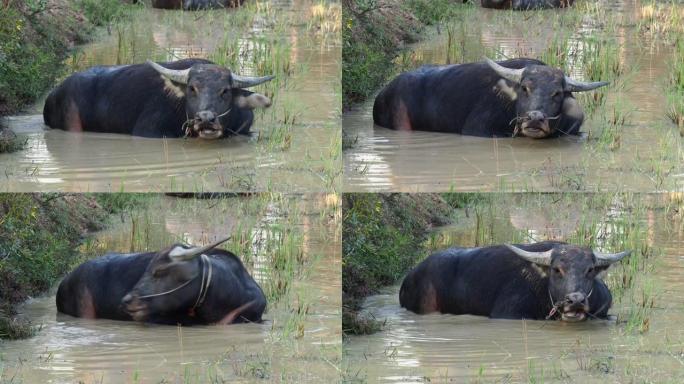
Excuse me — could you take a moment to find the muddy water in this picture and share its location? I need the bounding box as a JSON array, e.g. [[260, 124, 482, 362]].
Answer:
[[344, 2, 683, 192], [344, 195, 684, 382], [1, 194, 341, 382], [0, 1, 341, 192]]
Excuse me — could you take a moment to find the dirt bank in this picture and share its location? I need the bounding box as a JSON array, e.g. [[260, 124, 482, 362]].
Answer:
[[342, 193, 453, 334], [0, 193, 146, 339], [342, 0, 458, 109]]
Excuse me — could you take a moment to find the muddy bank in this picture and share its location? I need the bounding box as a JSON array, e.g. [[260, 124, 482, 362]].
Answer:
[[0, 193, 147, 339], [342, 0, 454, 109], [0, 0, 129, 152], [342, 193, 454, 334]]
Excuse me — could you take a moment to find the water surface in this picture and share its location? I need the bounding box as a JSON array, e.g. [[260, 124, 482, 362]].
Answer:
[[344, 1, 683, 192], [1, 194, 341, 382], [1, 1, 341, 192], [344, 194, 684, 382]]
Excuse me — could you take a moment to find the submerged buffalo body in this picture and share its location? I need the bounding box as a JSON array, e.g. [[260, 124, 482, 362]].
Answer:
[[373, 58, 608, 139], [43, 59, 273, 139], [400, 241, 630, 321], [480, 0, 573, 10], [56, 238, 266, 325], [151, 0, 244, 9]]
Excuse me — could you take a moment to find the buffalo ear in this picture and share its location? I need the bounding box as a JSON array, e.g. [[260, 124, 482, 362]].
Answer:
[[233, 89, 272, 109]]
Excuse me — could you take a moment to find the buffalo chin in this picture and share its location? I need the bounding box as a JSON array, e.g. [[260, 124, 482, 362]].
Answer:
[[193, 124, 224, 140], [520, 122, 552, 139], [561, 310, 587, 322]]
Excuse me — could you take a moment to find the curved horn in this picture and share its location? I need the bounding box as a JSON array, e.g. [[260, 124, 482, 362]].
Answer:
[[564, 76, 609, 92], [231, 74, 275, 89], [168, 236, 232, 261], [485, 57, 524, 84], [504, 244, 553, 266], [147, 60, 190, 85], [593, 250, 631, 267]]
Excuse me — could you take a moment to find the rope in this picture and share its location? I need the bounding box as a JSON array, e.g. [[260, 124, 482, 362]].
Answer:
[[136, 254, 213, 314]]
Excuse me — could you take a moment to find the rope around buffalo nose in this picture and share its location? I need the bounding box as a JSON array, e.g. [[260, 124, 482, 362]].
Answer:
[[183, 108, 233, 138], [546, 288, 593, 320]]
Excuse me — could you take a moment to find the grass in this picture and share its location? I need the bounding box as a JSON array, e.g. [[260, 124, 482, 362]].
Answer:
[[667, 37, 684, 135], [2, 194, 340, 381], [342, 193, 453, 335], [0, 126, 27, 153], [344, 193, 680, 382], [344, 0, 684, 193], [0, 0, 130, 116], [0, 193, 149, 340], [342, 0, 458, 109]]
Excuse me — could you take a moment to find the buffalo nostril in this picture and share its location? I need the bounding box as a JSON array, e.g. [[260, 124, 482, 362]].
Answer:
[[527, 111, 546, 122], [195, 111, 216, 123], [565, 293, 586, 304]]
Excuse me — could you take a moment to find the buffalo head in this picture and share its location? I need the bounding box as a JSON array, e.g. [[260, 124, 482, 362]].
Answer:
[[148, 61, 273, 139], [485, 58, 608, 139], [505, 244, 630, 322], [122, 237, 231, 321]]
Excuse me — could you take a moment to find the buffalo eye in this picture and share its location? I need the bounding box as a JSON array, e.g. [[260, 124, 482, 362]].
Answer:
[[553, 267, 562, 275], [522, 85, 531, 94], [552, 90, 562, 99], [189, 85, 198, 94], [220, 88, 230, 98], [586, 267, 594, 276]]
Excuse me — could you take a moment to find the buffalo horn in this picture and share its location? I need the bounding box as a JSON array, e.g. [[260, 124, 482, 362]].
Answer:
[[504, 244, 553, 266], [564, 77, 609, 92], [485, 57, 524, 84], [231, 74, 275, 89], [147, 60, 191, 85], [169, 236, 232, 261], [593, 250, 631, 267]]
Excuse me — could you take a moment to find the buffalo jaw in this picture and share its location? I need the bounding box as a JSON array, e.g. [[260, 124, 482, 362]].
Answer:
[[122, 294, 150, 321], [519, 115, 552, 139]]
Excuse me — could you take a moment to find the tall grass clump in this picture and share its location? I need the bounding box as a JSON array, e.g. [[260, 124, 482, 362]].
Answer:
[[667, 38, 684, 135]]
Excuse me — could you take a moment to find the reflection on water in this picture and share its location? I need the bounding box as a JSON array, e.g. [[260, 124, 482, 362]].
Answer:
[[344, 194, 684, 382], [344, 1, 683, 192], [0, 1, 341, 192], [1, 194, 341, 383]]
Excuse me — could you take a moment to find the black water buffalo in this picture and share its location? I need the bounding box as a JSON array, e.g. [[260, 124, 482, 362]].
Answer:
[[480, 0, 573, 10], [151, 0, 244, 9], [400, 241, 630, 321], [56, 237, 266, 325], [373, 58, 608, 139], [43, 59, 273, 139]]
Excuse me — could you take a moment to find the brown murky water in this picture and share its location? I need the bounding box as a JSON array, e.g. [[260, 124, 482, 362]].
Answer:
[[1, 194, 341, 382], [344, 2, 684, 192], [344, 194, 684, 382], [0, 1, 341, 192]]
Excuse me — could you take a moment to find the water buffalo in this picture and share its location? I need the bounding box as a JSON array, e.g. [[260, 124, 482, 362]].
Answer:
[[151, 0, 244, 9], [480, 0, 573, 10], [43, 58, 273, 139], [400, 241, 630, 321], [56, 237, 266, 325], [373, 58, 608, 139]]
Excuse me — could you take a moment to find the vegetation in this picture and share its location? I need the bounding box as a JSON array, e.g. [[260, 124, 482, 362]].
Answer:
[[0, 0, 129, 117], [342, 0, 457, 109], [344, 193, 675, 382], [0, 193, 148, 340], [342, 193, 453, 335]]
